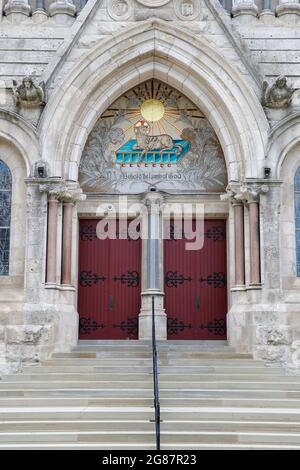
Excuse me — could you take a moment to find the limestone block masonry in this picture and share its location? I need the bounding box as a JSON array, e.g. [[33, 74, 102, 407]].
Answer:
[[0, 0, 300, 374]]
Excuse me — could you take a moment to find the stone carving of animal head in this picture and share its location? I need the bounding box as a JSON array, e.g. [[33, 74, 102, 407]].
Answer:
[[134, 120, 150, 148]]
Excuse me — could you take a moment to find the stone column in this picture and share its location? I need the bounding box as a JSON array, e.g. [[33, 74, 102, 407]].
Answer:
[[232, 0, 258, 21], [4, 0, 31, 22], [231, 183, 269, 288], [139, 191, 166, 340], [40, 180, 86, 289], [61, 201, 74, 286], [48, 0, 76, 24], [233, 202, 245, 287], [276, 0, 300, 22], [248, 199, 261, 286], [46, 197, 59, 285]]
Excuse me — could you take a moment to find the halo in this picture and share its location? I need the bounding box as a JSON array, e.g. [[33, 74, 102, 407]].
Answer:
[[141, 99, 165, 122]]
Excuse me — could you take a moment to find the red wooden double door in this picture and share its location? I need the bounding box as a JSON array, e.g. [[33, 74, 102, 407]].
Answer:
[[78, 219, 227, 340]]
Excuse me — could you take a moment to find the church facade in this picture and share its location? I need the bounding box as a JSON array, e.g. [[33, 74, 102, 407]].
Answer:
[[1, 0, 300, 375]]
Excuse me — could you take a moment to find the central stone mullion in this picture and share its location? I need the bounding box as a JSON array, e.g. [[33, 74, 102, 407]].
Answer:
[[147, 208, 160, 290], [139, 191, 167, 340]]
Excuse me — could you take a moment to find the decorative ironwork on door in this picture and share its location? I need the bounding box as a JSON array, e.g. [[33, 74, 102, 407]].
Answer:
[[164, 219, 227, 340], [78, 220, 141, 339]]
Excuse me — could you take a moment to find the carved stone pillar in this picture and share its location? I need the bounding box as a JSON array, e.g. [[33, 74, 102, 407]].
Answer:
[[276, 0, 300, 22], [48, 0, 76, 24], [233, 202, 245, 287], [139, 191, 166, 340], [40, 181, 86, 288], [235, 184, 269, 287], [4, 0, 31, 22], [232, 0, 258, 20], [61, 202, 74, 286], [248, 199, 260, 286], [46, 197, 59, 285], [221, 186, 246, 289]]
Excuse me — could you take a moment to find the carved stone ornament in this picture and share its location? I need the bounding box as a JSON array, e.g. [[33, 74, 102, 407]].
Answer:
[[39, 182, 86, 203], [33, 160, 49, 179], [174, 0, 200, 20], [108, 0, 133, 20], [221, 183, 269, 204], [235, 184, 269, 203], [135, 0, 170, 6], [262, 76, 298, 109], [12, 76, 45, 108]]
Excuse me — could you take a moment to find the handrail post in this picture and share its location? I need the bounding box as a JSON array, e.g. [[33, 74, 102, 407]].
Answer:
[[152, 295, 160, 450]]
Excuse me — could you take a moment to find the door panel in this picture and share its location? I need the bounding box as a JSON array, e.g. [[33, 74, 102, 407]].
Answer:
[[78, 219, 141, 339], [164, 219, 227, 340]]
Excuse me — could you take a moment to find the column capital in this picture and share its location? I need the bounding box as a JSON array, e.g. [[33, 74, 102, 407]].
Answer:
[[221, 183, 269, 204], [220, 185, 242, 205], [238, 183, 269, 203], [142, 191, 165, 210], [39, 181, 86, 203]]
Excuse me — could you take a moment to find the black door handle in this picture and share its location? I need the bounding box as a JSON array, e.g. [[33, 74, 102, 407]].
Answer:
[[108, 295, 113, 311], [195, 296, 200, 311]]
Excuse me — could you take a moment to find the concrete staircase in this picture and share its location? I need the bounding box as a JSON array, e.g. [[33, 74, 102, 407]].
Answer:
[[0, 340, 300, 449]]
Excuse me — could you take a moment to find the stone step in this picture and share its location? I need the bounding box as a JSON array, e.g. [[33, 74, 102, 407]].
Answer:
[[1, 419, 300, 433], [5, 373, 300, 383], [52, 352, 152, 359], [0, 431, 156, 444], [0, 390, 300, 411], [77, 340, 230, 346], [22, 365, 282, 374], [0, 430, 299, 445], [0, 420, 154, 432], [1, 389, 300, 404], [1, 407, 300, 422], [40, 359, 262, 366], [72, 346, 236, 352], [0, 443, 298, 450], [0, 407, 153, 421], [0, 397, 154, 406], [160, 431, 300, 445], [0, 380, 299, 390], [52, 352, 252, 359], [162, 420, 300, 432], [162, 408, 300, 421]]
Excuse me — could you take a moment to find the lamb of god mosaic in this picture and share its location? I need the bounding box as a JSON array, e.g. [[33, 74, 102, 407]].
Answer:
[[79, 80, 227, 193]]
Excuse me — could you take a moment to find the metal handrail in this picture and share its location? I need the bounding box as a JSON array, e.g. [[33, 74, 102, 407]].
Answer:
[[152, 295, 161, 450]]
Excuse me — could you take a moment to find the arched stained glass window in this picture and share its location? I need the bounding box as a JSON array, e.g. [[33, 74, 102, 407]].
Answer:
[[0, 160, 12, 275]]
